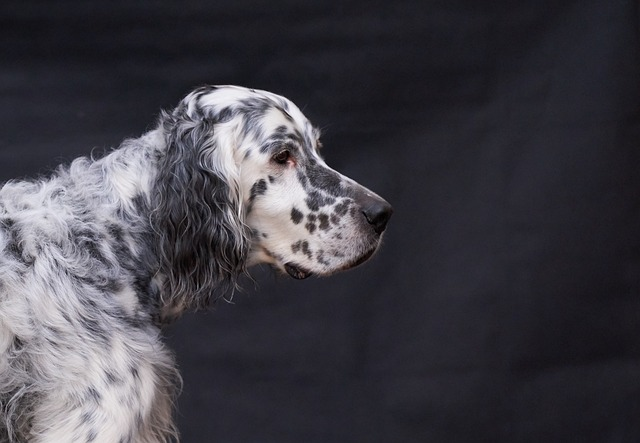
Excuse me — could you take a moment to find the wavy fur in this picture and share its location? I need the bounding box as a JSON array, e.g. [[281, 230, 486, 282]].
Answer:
[[0, 85, 392, 442], [154, 106, 250, 314]]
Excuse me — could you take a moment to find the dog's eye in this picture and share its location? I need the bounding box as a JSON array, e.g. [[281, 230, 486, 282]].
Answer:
[[272, 150, 290, 165]]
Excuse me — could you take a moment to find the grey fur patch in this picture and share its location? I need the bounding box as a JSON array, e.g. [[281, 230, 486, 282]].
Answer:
[[305, 190, 335, 211], [290, 207, 303, 224], [249, 179, 268, 202], [317, 213, 330, 231]]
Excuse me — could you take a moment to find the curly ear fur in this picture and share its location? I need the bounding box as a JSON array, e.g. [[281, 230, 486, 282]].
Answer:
[[153, 105, 250, 311]]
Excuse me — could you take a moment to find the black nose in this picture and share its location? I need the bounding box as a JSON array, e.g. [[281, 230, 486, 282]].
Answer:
[[362, 198, 393, 234]]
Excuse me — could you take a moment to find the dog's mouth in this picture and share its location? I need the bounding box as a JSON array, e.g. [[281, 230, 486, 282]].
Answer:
[[283, 246, 378, 280], [284, 262, 313, 280]]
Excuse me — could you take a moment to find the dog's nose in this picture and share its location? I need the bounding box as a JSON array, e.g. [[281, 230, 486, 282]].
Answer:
[[362, 198, 393, 234]]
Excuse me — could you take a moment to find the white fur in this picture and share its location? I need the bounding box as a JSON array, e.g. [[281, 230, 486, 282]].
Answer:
[[0, 85, 391, 442]]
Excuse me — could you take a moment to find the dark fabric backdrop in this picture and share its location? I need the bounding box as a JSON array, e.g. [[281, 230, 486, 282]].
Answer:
[[2, 1, 639, 442]]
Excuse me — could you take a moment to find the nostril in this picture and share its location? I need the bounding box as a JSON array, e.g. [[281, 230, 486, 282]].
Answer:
[[362, 201, 393, 234]]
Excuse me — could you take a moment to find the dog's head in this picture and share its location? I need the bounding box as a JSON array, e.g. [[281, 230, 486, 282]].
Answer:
[[156, 85, 392, 305]]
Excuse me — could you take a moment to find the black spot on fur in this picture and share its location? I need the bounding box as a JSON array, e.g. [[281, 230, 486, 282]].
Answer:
[[305, 222, 317, 234], [290, 207, 303, 224], [249, 179, 268, 202], [259, 141, 276, 154], [305, 190, 335, 211], [291, 240, 312, 259], [5, 240, 23, 262], [301, 241, 312, 259], [0, 218, 15, 228], [306, 164, 346, 196], [12, 336, 24, 352], [334, 200, 351, 216], [268, 175, 275, 183], [317, 250, 330, 265], [238, 97, 279, 139], [318, 213, 330, 231], [216, 106, 235, 123], [297, 171, 309, 187]]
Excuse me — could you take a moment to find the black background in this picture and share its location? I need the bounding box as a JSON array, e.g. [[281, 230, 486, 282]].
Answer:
[[2, 1, 640, 442]]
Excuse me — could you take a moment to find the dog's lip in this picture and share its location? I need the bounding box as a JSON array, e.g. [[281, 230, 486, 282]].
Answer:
[[283, 244, 378, 279], [340, 246, 377, 271], [284, 263, 313, 280]]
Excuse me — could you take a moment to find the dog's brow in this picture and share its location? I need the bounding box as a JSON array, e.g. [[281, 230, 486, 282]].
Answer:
[[260, 137, 301, 155]]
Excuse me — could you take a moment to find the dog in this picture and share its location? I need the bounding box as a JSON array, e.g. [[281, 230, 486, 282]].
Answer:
[[0, 85, 392, 442]]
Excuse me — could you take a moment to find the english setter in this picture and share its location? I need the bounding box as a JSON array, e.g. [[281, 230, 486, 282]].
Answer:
[[0, 85, 392, 442]]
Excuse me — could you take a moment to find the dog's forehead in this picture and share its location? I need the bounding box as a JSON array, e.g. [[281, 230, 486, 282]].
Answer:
[[197, 85, 268, 109], [261, 106, 317, 142], [197, 86, 303, 121], [195, 85, 318, 143]]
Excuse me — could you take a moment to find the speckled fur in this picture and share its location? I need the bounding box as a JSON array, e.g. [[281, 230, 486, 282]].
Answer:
[[0, 85, 391, 442]]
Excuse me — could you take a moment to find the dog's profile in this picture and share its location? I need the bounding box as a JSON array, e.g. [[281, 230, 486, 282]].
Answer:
[[0, 85, 392, 442]]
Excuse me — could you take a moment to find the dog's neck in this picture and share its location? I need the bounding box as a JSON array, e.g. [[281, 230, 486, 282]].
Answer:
[[90, 128, 166, 212]]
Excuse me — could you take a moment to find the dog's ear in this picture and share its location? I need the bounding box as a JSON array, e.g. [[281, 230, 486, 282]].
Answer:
[[153, 106, 250, 311]]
